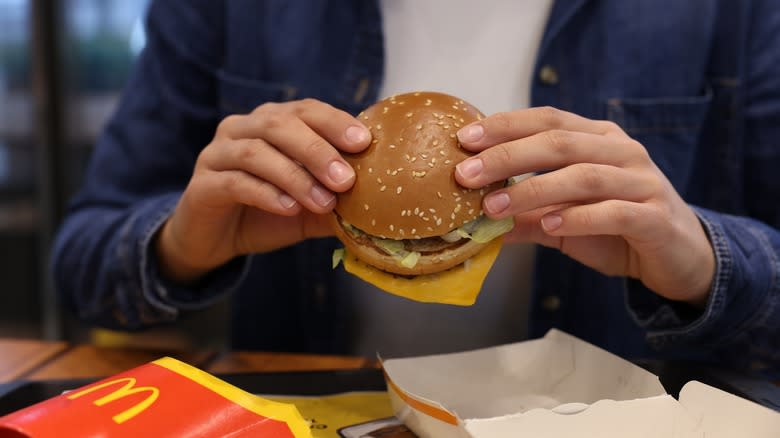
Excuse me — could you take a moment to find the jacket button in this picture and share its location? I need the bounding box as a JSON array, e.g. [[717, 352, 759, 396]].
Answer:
[[541, 295, 561, 312], [538, 65, 559, 85]]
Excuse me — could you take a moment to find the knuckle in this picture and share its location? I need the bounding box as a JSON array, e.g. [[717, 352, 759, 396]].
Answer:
[[490, 111, 513, 131], [260, 112, 291, 132], [599, 120, 623, 133], [610, 202, 639, 228], [220, 171, 243, 195], [237, 139, 263, 162], [536, 106, 565, 129], [575, 164, 606, 192], [293, 98, 321, 116], [300, 136, 333, 162], [544, 129, 575, 156], [281, 161, 311, 189], [216, 114, 241, 137], [522, 176, 547, 203]]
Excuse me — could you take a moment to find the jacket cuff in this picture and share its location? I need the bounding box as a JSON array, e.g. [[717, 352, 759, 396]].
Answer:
[[135, 193, 250, 316], [625, 206, 771, 350]]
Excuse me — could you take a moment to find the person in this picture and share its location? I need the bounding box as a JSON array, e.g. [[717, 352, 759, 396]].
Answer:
[[52, 0, 780, 376]]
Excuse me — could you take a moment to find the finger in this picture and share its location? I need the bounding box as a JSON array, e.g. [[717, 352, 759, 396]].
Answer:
[[456, 130, 648, 188], [481, 164, 657, 217], [456, 106, 623, 151], [208, 169, 302, 216], [223, 99, 371, 152], [224, 103, 370, 191], [207, 138, 337, 213], [539, 199, 657, 239]]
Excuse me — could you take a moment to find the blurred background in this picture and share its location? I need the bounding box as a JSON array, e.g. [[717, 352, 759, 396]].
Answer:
[[0, 0, 227, 348]]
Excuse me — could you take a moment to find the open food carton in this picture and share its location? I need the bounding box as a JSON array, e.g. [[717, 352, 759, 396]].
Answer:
[[382, 329, 780, 437]]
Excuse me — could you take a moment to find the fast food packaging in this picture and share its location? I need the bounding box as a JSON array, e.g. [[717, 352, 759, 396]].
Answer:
[[0, 357, 312, 438], [382, 329, 780, 437]]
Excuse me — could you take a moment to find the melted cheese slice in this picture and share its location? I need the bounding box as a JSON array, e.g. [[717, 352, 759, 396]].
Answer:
[[342, 237, 503, 306]]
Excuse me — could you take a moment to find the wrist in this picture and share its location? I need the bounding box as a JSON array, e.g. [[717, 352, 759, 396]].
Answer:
[[154, 219, 213, 285]]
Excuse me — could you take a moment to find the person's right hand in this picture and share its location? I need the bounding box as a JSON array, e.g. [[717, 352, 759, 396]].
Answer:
[[154, 98, 371, 284]]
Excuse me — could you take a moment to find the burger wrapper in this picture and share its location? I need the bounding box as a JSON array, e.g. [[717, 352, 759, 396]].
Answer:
[[342, 237, 504, 306], [0, 357, 311, 438]]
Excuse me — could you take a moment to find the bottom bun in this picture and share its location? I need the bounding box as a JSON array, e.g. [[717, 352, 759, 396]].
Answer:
[[330, 214, 488, 276], [340, 236, 504, 306]]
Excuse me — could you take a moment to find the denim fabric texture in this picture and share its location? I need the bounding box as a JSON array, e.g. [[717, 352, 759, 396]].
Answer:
[[52, 0, 780, 374]]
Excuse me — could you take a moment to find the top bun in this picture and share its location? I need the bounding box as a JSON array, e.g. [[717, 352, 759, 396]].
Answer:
[[335, 91, 502, 239]]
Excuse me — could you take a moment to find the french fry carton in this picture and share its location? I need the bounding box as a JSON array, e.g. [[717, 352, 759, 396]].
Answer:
[[382, 329, 780, 437], [0, 357, 311, 438]]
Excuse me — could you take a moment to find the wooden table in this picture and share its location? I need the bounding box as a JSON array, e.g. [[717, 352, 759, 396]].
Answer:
[[0, 338, 377, 383]]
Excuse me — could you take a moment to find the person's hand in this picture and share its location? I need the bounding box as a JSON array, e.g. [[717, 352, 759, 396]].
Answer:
[[155, 99, 371, 284], [454, 107, 715, 306]]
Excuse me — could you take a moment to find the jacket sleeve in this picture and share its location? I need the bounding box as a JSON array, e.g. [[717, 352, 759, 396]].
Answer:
[[625, 1, 780, 374], [51, 0, 249, 330]]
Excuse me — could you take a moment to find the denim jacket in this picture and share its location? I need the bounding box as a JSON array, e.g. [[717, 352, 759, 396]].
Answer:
[[52, 0, 780, 374]]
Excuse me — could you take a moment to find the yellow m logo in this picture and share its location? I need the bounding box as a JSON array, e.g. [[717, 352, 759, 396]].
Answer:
[[66, 377, 160, 424]]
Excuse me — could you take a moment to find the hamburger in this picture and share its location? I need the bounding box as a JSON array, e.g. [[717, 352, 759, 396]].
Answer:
[[331, 91, 513, 305]]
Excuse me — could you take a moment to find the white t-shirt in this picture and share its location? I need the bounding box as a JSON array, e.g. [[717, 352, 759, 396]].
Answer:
[[342, 0, 553, 358]]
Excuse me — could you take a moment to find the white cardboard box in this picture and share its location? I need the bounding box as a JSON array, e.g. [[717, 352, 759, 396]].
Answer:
[[382, 329, 780, 437]]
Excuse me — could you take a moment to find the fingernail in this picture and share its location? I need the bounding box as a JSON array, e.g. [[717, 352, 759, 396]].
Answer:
[[456, 158, 483, 179], [278, 193, 297, 209], [485, 192, 510, 214], [457, 123, 484, 143], [311, 185, 335, 207], [328, 160, 354, 184], [541, 214, 562, 231], [345, 125, 369, 144]]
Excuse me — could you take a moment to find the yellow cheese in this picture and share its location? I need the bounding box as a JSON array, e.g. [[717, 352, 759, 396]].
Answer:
[[342, 237, 503, 306]]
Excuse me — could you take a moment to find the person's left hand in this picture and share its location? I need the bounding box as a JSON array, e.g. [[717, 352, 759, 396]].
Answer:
[[454, 106, 715, 307]]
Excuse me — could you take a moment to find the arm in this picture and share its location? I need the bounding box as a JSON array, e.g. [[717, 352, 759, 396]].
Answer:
[[51, 0, 232, 329], [52, 0, 371, 330], [628, 0, 780, 370]]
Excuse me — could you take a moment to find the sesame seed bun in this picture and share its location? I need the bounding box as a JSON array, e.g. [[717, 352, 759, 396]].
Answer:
[[332, 91, 504, 276]]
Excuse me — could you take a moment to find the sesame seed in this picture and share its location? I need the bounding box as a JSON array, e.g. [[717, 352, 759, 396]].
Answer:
[[416, 124, 422, 130], [479, 209, 484, 215], [421, 153, 428, 159], [437, 191, 442, 198], [400, 229, 405, 236], [449, 222, 455, 228], [380, 185, 386, 192], [401, 210, 406, 217], [444, 159, 452, 165], [364, 204, 369, 211], [389, 225, 394, 231], [396, 186, 403, 194], [468, 208, 475, 215], [403, 154, 410, 161], [432, 140, 439, 146], [431, 158, 437, 164], [414, 235, 421, 239], [427, 162, 434, 168], [382, 107, 388, 114], [427, 226, 434, 231], [479, 189, 485, 195], [466, 201, 472, 206], [391, 170, 398, 176], [377, 177, 382, 184], [443, 125, 450, 129], [429, 208, 436, 213], [452, 105, 459, 110], [414, 92, 420, 96], [423, 217, 430, 221], [399, 137, 404, 142], [433, 112, 440, 117], [460, 118, 465, 123], [411, 156, 417, 162], [372, 139, 378, 144], [356, 164, 361, 170], [389, 144, 396, 149], [451, 213, 456, 220], [436, 218, 442, 225], [372, 219, 376, 226], [397, 167, 404, 172], [411, 228, 416, 234], [439, 150, 446, 156], [452, 192, 459, 197], [376, 124, 382, 130], [455, 204, 462, 212], [414, 207, 419, 215], [368, 167, 373, 174], [449, 133, 456, 138], [454, 123, 461, 128], [386, 169, 391, 175], [425, 99, 432, 106], [362, 115, 369, 120]]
